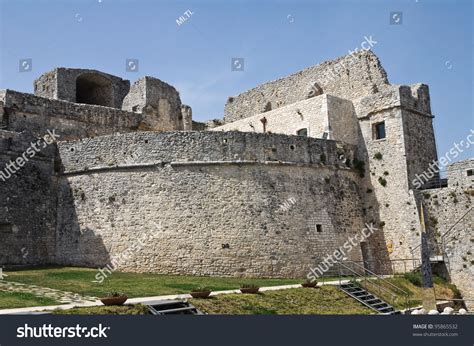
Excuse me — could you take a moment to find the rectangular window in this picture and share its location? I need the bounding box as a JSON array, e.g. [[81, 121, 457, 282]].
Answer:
[[373, 122, 386, 140], [467, 169, 473, 177], [0, 223, 12, 233], [316, 224, 322, 232], [297, 128, 308, 137]]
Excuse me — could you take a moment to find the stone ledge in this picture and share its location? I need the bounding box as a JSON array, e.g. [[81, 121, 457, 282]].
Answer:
[[60, 159, 353, 176]]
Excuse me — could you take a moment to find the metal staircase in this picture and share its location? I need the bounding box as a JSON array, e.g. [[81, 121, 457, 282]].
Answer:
[[334, 261, 410, 314], [146, 300, 204, 315], [340, 282, 397, 314]]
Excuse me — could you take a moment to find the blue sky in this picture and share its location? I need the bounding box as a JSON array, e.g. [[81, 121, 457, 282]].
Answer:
[[0, 0, 472, 162]]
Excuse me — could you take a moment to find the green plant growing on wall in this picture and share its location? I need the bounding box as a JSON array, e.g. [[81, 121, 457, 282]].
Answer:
[[352, 158, 365, 177], [430, 217, 438, 226], [378, 177, 387, 187], [373, 152, 383, 160]]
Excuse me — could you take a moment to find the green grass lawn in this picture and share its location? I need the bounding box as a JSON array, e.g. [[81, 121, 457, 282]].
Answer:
[[51, 287, 373, 315], [191, 286, 373, 314], [360, 273, 460, 310], [0, 291, 60, 309], [4, 266, 312, 299]]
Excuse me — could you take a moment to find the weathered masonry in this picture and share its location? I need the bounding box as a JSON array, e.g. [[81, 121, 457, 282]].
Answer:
[[0, 50, 472, 303]]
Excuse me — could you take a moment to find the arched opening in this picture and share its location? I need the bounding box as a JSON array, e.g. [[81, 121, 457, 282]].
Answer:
[[76, 73, 113, 107]]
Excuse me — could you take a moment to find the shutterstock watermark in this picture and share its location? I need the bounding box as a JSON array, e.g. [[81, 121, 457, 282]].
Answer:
[[277, 197, 297, 212], [17, 324, 110, 338], [327, 36, 377, 82], [92, 223, 161, 283], [307, 223, 378, 281], [412, 129, 474, 189], [0, 129, 60, 182]]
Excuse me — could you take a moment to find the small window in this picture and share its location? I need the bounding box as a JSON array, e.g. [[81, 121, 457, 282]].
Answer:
[[316, 224, 322, 232], [0, 223, 12, 233], [467, 169, 473, 177], [373, 122, 386, 140], [297, 128, 308, 137]]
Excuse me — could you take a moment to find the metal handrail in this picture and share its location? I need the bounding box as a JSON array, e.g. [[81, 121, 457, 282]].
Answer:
[[440, 207, 473, 242], [342, 260, 409, 297], [336, 261, 410, 310], [336, 263, 397, 299]]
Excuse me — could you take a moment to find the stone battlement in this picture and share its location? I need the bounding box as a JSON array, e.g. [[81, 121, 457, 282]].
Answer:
[[224, 50, 389, 123]]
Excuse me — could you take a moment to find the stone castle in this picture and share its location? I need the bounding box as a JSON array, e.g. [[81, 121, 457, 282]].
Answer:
[[0, 50, 472, 301]]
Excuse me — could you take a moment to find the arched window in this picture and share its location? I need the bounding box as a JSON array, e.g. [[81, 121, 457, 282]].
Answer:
[[76, 73, 113, 107]]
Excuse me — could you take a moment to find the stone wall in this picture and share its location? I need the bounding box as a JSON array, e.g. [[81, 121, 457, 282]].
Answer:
[[224, 50, 389, 123], [448, 159, 474, 189], [352, 84, 437, 266], [54, 131, 365, 277], [422, 183, 473, 308], [34, 68, 130, 109], [400, 85, 438, 188], [213, 94, 358, 145], [122, 77, 184, 131], [0, 90, 144, 140], [0, 130, 57, 265]]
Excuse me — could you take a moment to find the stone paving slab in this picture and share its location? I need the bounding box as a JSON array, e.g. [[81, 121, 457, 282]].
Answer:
[[0, 280, 97, 304]]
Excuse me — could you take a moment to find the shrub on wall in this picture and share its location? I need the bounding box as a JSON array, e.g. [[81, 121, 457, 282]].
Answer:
[[352, 158, 365, 177]]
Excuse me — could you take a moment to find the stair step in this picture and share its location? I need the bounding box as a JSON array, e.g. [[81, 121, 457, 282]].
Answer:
[[158, 306, 198, 314], [351, 290, 367, 295], [379, 308, 395, 313], [355, 294, 371, 299], [347, 289, 364, 294], [379, 306, 394, 311], [338, 283, 400, 315], [145, 300, 204, 315]]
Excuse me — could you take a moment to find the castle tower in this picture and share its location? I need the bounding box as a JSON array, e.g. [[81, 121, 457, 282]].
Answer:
[[355, 83, 438, 264]]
